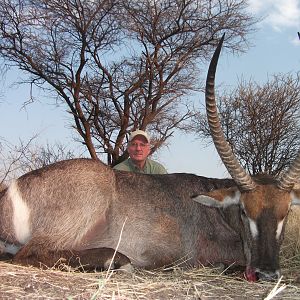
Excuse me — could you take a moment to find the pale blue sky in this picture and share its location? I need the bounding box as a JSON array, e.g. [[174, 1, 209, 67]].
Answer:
[[1, 0, 300, 178]]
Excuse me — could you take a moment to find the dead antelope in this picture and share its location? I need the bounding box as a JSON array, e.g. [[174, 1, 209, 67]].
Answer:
[[0, 35, 299, 281]]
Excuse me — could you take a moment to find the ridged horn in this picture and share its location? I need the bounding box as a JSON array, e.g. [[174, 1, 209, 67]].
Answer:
[[277, 149, 300, 191], [206, 34, 256, 191]]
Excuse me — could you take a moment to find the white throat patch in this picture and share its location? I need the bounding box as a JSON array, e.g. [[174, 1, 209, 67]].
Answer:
[[248, 218, 258, 238]]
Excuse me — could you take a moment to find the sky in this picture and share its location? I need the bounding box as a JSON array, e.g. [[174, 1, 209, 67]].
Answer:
[[0, 0, 300, 178]]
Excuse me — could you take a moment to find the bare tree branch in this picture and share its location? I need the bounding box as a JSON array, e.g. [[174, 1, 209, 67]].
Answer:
[[0, 137, 77, 181]]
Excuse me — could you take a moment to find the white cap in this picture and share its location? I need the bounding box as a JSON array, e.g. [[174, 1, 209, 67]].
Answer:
[[129, 130, 150, 143]]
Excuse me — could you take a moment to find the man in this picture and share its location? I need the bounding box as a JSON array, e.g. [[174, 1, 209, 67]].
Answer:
[[113, 130, 167, 174]]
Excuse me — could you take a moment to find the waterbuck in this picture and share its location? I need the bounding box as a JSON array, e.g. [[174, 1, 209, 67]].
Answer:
[[0, 35, 300, 281]]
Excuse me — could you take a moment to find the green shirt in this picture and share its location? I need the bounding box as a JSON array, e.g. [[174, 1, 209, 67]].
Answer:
[[113, 158, 167, 174]]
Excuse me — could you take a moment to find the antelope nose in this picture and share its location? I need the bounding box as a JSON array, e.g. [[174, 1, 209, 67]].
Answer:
[[257, 270, 281, 281]]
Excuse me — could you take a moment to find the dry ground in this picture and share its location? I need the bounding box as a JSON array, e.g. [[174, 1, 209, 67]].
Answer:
[[0, 207, 299, 300], [0, 260, 299, 300]]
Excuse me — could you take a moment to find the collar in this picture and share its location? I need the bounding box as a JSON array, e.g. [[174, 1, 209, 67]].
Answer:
[[128, 158, 148, 173]]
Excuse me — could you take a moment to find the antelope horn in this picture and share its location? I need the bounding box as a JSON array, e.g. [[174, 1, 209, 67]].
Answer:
[[206, 34, 256, 191], [277, 149, 300, 191]]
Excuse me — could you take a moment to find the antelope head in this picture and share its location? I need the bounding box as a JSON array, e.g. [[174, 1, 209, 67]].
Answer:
[[193, 34, 300, 281]]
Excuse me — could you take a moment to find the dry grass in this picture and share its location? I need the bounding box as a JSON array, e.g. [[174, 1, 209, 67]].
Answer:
[[0, 261, 299, 300], [282, 206, 300, 257], [0, 208, 299, 300]]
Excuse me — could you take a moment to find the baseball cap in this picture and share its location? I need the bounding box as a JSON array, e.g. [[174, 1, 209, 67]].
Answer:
[[129, 130, 150, 143]]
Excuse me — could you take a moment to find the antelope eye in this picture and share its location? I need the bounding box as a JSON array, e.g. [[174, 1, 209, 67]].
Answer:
[[240, 207, 247, 217]]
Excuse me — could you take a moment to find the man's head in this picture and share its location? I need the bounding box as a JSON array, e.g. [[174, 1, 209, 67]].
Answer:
[[127, 130, 151, 166]]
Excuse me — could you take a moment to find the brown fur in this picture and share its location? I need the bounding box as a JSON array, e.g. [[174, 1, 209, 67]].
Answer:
[[205, 187, 237, 202], [241, 185, 291, 220], [0, 159, 244, 271]]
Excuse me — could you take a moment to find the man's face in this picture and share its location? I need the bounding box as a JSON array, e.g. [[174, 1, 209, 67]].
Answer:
[[127, 136, 150, 163]]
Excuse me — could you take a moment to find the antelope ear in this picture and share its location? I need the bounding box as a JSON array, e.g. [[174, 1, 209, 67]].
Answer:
[[291, 189, 300, 206], [192, 187, 241, 208]]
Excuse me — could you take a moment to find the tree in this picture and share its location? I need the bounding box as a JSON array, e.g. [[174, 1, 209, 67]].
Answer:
[[0, 136, 37, 183], [0, 0, 257, 165], [15, 142, 77, 173], [0, 136, 76, 181], [194, 73, 300, 176]]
